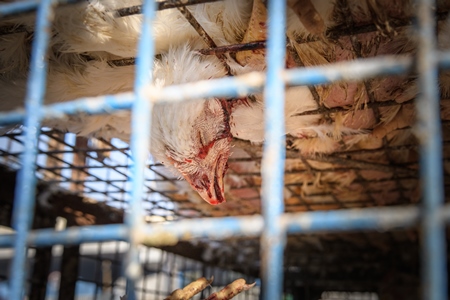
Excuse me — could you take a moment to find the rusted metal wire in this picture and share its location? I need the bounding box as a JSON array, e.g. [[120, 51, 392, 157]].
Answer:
[[286, 41, 324, 110], [116, 0, 223, 17], [108, 57, 136, 67], [293, 99, 413, 117], [340, 0, 382, 119], [196, 40, 266, 56], [176, 4, 233, 75]]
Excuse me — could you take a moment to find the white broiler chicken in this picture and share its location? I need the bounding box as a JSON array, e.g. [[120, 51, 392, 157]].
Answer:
[[0, 0, 252, 205]]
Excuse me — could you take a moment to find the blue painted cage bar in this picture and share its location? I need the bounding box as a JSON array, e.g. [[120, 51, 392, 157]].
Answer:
[[124, 1, 157, 298], [0, 0, 448, 299], [260, 0, 286, 298], [416, 0, 448, 299], [5, 1, 56, 299]]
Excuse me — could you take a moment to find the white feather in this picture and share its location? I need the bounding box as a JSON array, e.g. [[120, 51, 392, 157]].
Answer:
[[0, 0, 251, 59]]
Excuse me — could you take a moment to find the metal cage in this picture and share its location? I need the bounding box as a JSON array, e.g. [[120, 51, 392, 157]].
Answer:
[[0, 0, 449, 299]]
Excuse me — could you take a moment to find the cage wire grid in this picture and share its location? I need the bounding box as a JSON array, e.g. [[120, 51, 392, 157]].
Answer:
[[0, 238, 261, 299], [0, 0, 449, 299], [58, 243, 260, 299]]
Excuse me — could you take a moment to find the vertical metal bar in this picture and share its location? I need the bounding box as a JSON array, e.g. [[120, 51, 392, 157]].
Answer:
[[415, 0, 448, 299], [124, 0, 156, 299], [260, 0, 286, 299], [58, 246, 81, 299], [29, 214, 56, 300], [9, 0, 55, 299]]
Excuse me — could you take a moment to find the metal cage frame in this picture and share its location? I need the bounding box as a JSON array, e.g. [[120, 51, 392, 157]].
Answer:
[[0, 0, 449, 299]]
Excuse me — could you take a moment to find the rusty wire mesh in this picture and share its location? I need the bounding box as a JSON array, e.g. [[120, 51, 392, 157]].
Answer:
[[1, 0, 450, 297]]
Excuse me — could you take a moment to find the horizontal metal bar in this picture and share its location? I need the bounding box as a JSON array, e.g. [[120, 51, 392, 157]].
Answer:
[[2, 53, 450, 126], [283, 56, 413, 86], [0, 0, 40, 15], [0, 0, 80, 16], [115, 0, 222, 17], [0, 71, 263, 124], [0, 224, 128, 247], [3, 205, 450, 248], [283, 206, 420, 233], [0, 93, 136, 125]]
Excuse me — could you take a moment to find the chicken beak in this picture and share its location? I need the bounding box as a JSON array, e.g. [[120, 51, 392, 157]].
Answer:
[[204, 173, 226, 205], [183, 163, 227, 206]]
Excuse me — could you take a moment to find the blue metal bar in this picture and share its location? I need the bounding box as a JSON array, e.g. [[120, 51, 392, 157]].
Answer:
[[8, 0, 56, 299], [124, 0, 156, 299], [0, 0, 41, 15], [261, 1, 287, 298], [282, 206, 420, 233], [3, 54, 450, 126], [416, 0, 448, 299], [0, 224, 128, 247], [0, 0, 79, 16], [0, 205, 429, 248], [284, 56, 412, 86], [0, 93, 137, 126], [438, 51, 450, 69]]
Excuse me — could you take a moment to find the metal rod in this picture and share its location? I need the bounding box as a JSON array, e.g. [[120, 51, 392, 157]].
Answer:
[[0, 224, 128, 247], [0, 53, 435, 127], [0, 93, 137, 125], [261, 1, 287, 298], [196, 40, 266, 56], [0, 0, 79, 16], [3, 51, 450, 127], [292, 94, 413, 117], [284, 55, 413, 86], [438, 51, 450, 69], [123, 1, 157, 299], [115, 0, 222, 17], [415, 0, 448, 299], [0, 205, 443, 248], [8, 0, 56, 299], [176, 4, 232, 75], [282, 206, 420, 233], [0, 0, 43, 15]]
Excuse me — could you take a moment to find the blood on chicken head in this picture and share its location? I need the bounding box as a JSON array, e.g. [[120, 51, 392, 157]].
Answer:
[[173, 137, 230, 205], [157, 99, 232, 205]]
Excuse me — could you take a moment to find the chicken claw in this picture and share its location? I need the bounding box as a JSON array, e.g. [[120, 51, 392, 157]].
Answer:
[[164, 276, 214, 300], [204, 279, 256, 300]]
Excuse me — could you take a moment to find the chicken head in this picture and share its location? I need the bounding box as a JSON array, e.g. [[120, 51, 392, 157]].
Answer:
[[151, 99, 232, 205]]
